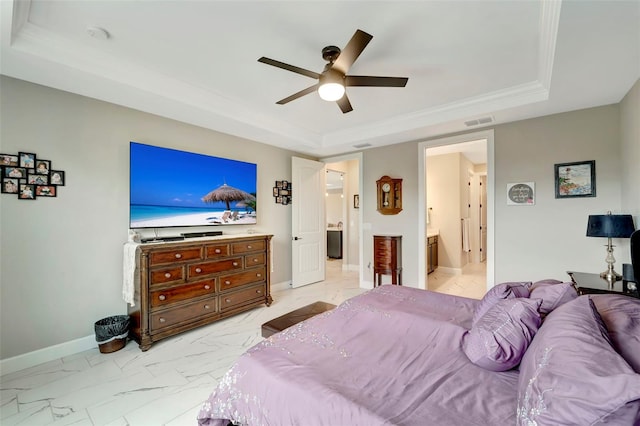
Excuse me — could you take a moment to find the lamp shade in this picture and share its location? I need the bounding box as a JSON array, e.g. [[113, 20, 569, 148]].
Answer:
[[586, 214, 635, 238]]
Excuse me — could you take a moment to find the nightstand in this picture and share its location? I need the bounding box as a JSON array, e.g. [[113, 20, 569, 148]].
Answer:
[[567, 271, 639, 299]]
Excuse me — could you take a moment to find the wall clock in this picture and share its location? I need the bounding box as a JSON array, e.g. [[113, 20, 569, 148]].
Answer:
[[376, 175, 402, 215]]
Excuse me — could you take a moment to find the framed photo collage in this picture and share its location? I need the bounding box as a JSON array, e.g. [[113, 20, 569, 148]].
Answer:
[[1, 152, 65, 200]]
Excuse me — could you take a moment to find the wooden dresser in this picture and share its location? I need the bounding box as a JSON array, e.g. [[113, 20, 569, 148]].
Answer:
[[129, 234, 273, 351], [373, 235, 402, 286]]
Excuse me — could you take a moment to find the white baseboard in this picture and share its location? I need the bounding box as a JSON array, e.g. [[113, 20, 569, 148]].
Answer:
[[343, 263, 359, 272], [435, 266, 462, 275], [1, 334, 96, 376], [271, 280, 291, 292]]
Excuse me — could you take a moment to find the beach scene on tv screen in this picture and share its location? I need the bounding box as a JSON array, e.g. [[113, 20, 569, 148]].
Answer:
[[130, 142, 257, 228]]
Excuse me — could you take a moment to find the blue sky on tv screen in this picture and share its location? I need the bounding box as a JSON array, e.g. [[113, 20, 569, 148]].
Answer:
[[130, 142, 257, 208]]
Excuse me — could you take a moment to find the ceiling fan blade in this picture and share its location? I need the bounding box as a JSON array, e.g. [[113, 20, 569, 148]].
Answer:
[[345, 76, 408, 87], [332, 29, 373, 75], [336, 94, 353, 114], [258, 57, 320, 79], [276, 84, 319, 105]]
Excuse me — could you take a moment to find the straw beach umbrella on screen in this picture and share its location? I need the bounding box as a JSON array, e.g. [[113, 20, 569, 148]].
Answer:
[[201, 183, 256, 211]]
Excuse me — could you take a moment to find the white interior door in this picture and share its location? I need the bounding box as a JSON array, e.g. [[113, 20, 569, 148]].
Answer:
[[291, 157, 326, 287]]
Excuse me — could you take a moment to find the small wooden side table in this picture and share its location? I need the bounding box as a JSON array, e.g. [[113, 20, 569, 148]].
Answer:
[[567, 271, 639, 299], [373, 235, 402, 286]]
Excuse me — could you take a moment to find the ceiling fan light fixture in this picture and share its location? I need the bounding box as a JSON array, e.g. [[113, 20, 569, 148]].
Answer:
[[318, 82, 345, 101]]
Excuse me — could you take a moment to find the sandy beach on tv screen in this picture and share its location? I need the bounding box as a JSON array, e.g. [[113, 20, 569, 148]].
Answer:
[[131, 211, 256, 228]]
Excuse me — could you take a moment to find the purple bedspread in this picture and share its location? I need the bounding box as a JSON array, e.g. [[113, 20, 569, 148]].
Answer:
[[198, 285, 520, 425]]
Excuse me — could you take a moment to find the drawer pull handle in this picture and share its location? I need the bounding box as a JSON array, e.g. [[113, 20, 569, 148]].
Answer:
[[253, 258, 258, 263], [175, 253, 182, 259], [247, 245, 252, 249], [204, 304, 211, 310], [256, 289, 262, 294], [158, 295, 166, 301], [204, 285, 211, 290], [225, 280, 231, 285], [215, 249, 221, 254], [256, 273, 262, 278], [159, 317, 166, 323], [232, 262, 239, 266], [164, 273, 171, 278], [225, 298, 231, 303], [195, 268, 202, 273]]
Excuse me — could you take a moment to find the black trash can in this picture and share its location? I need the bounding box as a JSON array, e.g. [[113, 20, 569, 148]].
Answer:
[[94, 315, 130, 353]]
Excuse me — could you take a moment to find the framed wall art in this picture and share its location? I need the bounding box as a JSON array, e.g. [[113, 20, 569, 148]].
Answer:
[[506, 182, 535, 205], [554, 160, 596, 198], [0, 151, 66, 200], [273, 180, 292, 205]]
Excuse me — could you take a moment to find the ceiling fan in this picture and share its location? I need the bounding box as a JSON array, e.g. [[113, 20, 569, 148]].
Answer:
[[258, 29, 408, 114]]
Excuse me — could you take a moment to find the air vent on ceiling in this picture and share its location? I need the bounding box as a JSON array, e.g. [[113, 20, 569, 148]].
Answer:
[[464, 116, 494, 127], [353, 143, 372, 148]]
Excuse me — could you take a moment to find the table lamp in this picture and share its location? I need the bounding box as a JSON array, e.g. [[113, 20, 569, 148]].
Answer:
[[586, 211, 636, 288]]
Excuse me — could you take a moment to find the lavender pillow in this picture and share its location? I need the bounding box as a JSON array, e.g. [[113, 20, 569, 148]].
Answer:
[[473, 281, 532, 325], [516, 296, 640, 425], [529, 280, 578, 314], [462, 298, 541, 372], [591, 294, 640, 374]]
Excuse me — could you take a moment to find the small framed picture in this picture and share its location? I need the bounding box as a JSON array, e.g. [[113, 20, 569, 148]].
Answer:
[[276, 180, 283, 189], [276, 196, 282, 204], [281, 196, 290, 205], [354, 194, 360, 209], [5, 167, 26, 178], [1, 177, 19, 194], [506, 182, 535, 205], [36, 185, 56, 197], [50, 170, 65, 186], [19, 183, 36, 200], [19, 152, 36, 169], [273, 187, 279, 197], [281, 180, 289, 190], [34, 160, 50, 175], [280, 189, 290, 196], [554, 160, 596, 198], [28, 173, 48, 185], [0, 154, 19, 167]]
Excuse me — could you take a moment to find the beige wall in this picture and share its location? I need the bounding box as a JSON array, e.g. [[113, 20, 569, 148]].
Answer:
[[620, 78, 640, 221], [2, 75, 637, 363], [362, 103, 632, 288], [0, 76, 297, 359]]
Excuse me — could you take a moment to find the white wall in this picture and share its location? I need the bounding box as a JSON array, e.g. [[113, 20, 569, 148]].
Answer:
[[0, 76, 298, 360]]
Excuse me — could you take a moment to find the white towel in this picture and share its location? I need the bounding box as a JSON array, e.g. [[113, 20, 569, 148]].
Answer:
[[461, 218, 471, 253], [123, 242, 139, 307]]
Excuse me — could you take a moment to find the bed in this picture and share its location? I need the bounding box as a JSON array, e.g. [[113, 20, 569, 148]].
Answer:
[[198, 282, 640, 425]]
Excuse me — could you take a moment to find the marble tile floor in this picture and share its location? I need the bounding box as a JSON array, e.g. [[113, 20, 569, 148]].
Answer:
[[427, 262, 488, 300], [1, 260, 484, 425]]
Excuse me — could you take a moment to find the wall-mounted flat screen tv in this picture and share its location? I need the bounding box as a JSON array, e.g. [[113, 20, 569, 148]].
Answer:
[[129, 142, 257, 228]]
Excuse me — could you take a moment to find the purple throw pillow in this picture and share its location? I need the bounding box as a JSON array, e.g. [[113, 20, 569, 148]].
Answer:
[[473, 281, 532, 326], [591, 294, 640, 374], [516, 296, 640, 425], [529, 280, 578, 315], [462, 298, 542, 372]]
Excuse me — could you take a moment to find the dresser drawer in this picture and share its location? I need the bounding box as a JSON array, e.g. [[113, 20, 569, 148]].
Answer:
[[244, 252, 265, 267], [150, 297, 218, 331], [219, 267, 267, 292], [220, 284, 266, 311], [188, 257, 243, 278], [232, 239, 265, 254], [205, 244, 230, 258], [150, 279, 216, 308], [149, 247, 202, 266], [149, 266, 185, 285]]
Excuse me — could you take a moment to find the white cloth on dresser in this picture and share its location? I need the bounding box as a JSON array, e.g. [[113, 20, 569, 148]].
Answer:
[[123, 242, 140, 307]]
